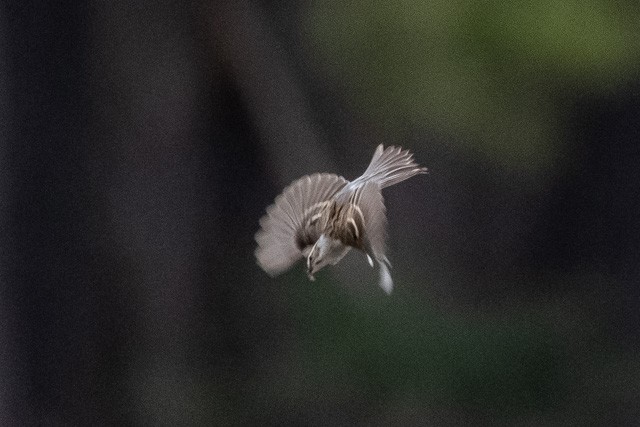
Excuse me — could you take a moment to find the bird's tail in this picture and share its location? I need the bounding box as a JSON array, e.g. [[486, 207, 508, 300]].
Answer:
[[355, 145, 427, 189]]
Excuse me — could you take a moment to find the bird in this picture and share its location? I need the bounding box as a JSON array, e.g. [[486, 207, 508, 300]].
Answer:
[[255, 145, 427, 293]]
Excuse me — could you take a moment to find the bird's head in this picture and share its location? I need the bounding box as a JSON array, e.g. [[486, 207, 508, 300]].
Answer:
[[306, 234, 339, 280]]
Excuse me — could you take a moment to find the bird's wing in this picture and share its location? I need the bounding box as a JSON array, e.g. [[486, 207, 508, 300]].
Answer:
[[351, 181, 388, 263], [351, 181, 393, 293], [255, 173, 348, 276]]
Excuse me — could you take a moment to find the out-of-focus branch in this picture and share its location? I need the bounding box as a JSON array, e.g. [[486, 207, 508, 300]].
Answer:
[[203, 0, 335, 186]]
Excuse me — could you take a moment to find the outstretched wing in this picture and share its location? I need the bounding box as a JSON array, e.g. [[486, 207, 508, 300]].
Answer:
[[351, 181, 388, 263], [255, 173, 348, 276], [350, 181, 393, 293]]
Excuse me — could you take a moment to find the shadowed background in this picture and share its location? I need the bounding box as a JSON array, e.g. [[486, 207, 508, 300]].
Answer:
[[1, 0, 639, 424]]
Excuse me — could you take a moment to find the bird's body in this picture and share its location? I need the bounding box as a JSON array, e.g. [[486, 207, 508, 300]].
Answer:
[[255, 145, 427, 293], [300, 200, 365, 250]]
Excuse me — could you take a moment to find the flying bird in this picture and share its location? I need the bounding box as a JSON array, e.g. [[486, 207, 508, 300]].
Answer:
[[255, 145, 427, 293]]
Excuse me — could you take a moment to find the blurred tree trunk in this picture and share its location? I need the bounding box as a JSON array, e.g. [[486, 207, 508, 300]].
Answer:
[[574, 93, 640, 345], [0, 6, 17, 423], [91, 1, 216, 424], [3, 2, 135, 423]]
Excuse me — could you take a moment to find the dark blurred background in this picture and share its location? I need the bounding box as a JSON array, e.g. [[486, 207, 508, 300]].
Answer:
[[2, 0, 640, 425]]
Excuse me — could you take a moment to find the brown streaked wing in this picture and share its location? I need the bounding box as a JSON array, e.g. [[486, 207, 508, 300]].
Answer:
[[295, 200, 331, 251], [255, 173, 348, 276], [351, 180, 394, 292], [351, 180, 388, 262]]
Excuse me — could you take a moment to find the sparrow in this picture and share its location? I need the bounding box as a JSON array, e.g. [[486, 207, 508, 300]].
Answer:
[[255, 145, 427, 293]]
